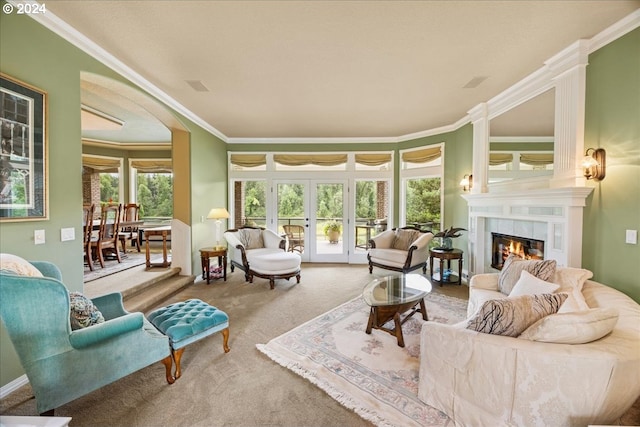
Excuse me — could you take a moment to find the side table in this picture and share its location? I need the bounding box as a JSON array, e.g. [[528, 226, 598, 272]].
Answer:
[[200, 248, 227, 284], [429, 248, 463, 286]]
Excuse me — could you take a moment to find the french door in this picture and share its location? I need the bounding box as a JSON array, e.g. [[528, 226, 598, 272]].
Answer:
[[274, 180, 349, 263]]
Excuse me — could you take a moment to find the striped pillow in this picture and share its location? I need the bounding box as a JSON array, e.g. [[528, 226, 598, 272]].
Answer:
[[391, 229, 421, 250], [498, 254, 556, 295]]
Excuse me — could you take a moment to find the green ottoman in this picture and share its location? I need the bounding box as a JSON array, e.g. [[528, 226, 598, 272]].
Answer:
[[148, 298, 230, 383]]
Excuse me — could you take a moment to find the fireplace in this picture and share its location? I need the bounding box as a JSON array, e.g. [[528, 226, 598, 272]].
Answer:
[[491, 233, 544, 270]]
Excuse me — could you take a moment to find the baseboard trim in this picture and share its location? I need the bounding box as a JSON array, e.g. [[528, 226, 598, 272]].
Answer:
[[0, 375, 29, 399]]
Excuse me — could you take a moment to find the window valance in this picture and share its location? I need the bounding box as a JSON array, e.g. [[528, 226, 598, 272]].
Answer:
[[489, 153, 514, 166], [355, 153, 392, 166], [520, 153, 554, 166], [273, 154, 347, 167], [82, 156, 120, 172], [130, 159, 173, 173], [401, 146, 441, 164], [230, 154, 267, 168]]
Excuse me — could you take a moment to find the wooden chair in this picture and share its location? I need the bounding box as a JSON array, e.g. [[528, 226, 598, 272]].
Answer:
[[91, 203, 122, 268], [283, 224, 305, 253], [82, 203, 95, 271], [119, 203, 141, 253]]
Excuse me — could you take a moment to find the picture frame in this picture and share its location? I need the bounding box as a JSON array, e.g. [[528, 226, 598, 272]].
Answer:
[[1, 73, 48, 221]]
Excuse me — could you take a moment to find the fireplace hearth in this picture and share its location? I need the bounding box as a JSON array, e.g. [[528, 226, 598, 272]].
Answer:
[[491, 233, 544, 270]]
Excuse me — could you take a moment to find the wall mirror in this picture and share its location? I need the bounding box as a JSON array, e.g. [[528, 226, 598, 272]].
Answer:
[[488, 88, 555, 184]]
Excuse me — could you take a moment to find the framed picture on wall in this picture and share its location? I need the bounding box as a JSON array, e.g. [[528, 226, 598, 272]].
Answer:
[[0, 73, 48, 221]]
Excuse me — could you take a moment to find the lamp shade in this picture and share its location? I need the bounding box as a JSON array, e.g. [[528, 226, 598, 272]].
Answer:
[[207, 208, 230, 220]]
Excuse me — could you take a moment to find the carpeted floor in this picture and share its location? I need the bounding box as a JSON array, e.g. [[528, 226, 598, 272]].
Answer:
[[1, 264, 638, 426]]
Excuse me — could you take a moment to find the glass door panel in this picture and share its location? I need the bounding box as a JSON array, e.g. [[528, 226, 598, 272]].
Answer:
[[231, 180, 267, 228], [311, 181, 348, 262], [276, 181, 309, 261], [352, 179, 390, 262]]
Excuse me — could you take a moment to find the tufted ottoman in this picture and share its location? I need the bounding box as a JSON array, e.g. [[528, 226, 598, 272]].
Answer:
[[148, 299, 230, 384]]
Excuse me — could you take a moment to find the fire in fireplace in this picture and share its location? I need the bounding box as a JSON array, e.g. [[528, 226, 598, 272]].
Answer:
[[491, 233, 544, 270]]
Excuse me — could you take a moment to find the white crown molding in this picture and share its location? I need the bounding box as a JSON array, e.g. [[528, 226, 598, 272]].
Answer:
[[588, 8, 640, 54], [227, 136, 398, 145], [17, 0, 229, 143]]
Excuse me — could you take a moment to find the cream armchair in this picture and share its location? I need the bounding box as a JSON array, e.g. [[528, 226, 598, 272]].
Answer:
[[367, 226, 434, 274], [223, 226, 301, 289]]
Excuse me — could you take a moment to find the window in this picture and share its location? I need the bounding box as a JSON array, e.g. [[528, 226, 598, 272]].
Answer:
[[232, 180, 267, 228], [130, 158, 173, 220]]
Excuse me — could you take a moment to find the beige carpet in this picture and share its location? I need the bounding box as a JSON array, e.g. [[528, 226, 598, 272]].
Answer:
[[1, 264, 638, 426]]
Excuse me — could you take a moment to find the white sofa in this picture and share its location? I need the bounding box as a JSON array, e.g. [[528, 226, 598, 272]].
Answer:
[[223, 226, 301, 289], [367, 227, 433, 274], [418, 268, 640, 427]]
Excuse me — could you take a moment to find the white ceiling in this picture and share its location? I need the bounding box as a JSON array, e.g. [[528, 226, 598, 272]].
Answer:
[[42, 1, 639, 143]]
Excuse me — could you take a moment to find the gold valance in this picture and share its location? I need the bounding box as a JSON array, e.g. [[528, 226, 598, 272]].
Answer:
[[355, 153, 392, 166], [230, 154, 267, 168], [82, 156, 121, 172], [130, 159, 173, 173], [489, 153, 514, 166], [520, 153, 554, 166], [273, 154, 347, 167], [401, 146, 441, 164]]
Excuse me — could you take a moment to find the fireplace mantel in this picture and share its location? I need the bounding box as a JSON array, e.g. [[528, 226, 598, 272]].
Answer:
[[462, 186, 593, 277]]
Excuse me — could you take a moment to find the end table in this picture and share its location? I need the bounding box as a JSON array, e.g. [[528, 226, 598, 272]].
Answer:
[[429, 248, 463, 286], [200, 248, 227, 284]]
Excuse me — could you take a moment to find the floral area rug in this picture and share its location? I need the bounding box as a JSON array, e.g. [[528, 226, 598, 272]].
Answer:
[[257, 292, 468, 427]]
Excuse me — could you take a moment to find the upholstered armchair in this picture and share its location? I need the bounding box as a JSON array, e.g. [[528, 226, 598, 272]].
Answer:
[[0, 259, 172, 415], [224, 226, 301, 289], [367, 226, 434, 274]]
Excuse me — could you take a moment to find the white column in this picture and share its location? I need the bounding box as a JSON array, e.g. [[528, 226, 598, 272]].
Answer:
[[468, 103, 489, 194]]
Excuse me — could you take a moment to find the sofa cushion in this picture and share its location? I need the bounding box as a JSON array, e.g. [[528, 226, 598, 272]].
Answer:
[[0, 253, 43, 277], [369, 248, 411, 266], [466, 292, 568, 337], [519, 307, 618, 344], [238, 228, 264, 250], [508, 270, 560, 297], [498, 254, 556, 295], [391, 229, 421, 250], [69, 292, 105, 330], [247, 249, 300, 274]]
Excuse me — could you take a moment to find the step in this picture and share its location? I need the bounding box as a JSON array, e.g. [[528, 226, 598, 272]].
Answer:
[[124, 273, 196, 314]]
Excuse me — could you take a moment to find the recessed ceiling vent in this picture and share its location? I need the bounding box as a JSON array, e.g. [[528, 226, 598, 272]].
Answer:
[[186, 80, 209, 92], [463, 76, 488, 89]]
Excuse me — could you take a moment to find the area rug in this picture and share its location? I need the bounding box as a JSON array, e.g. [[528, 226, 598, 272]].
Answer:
[[257, 292, 468, 427]]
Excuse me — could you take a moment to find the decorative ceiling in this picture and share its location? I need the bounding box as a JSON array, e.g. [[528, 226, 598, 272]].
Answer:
[[40, 1, 639, 143]]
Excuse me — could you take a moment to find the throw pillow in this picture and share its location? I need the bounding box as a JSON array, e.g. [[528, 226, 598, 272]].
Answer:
[[238, 229, 264, 250], [498, 254, 556, 295], [0, 253, 43, 277], [466, 293, 568, 337], [69, 292, 105, 330], [391, 229, 421, 251], [552, 267, 593, 312], [519, 307, 618, 344], [509, 270, 560, 297]]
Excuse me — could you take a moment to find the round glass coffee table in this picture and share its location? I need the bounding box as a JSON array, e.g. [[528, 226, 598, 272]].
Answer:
[[362, 274, 432, 347]]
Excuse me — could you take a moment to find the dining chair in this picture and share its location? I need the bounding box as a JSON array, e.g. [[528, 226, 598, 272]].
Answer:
[[119, 203, 141, 253], [91, 203, 122, 268], [283, 224, 305, 253], [82, 203, 95, 271]]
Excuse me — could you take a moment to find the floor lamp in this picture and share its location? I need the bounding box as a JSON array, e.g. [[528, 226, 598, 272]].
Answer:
[[207, 208, 230, 250]]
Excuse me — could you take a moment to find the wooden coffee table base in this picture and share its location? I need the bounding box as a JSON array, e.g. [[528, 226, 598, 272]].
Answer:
[[365, 299, 428, 347]]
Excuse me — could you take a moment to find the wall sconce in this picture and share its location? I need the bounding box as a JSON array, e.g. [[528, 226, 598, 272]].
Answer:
[[207, 207, 230, 250], [581, 148, 606, 181], [460, 174, 472, 192]]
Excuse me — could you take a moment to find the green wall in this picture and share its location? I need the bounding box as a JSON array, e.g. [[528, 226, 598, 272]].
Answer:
[[0, 9, 227, 387], [583, 28, 640, 302]]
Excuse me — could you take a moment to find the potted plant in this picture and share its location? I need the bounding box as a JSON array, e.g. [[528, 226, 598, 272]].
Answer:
[[433, 226, 466, 251], [323, 220, 342, 244]]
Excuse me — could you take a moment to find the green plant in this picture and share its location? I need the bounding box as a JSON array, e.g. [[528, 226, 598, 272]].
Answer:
[[323, 220, 342, 235], [434, 226, 466, 238]]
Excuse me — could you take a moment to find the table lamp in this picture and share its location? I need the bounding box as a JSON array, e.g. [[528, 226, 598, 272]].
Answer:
[[207, 207, 230, 250]]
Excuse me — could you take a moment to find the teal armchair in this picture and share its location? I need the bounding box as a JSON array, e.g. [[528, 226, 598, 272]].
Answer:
[[0, 261, 172, 415]]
